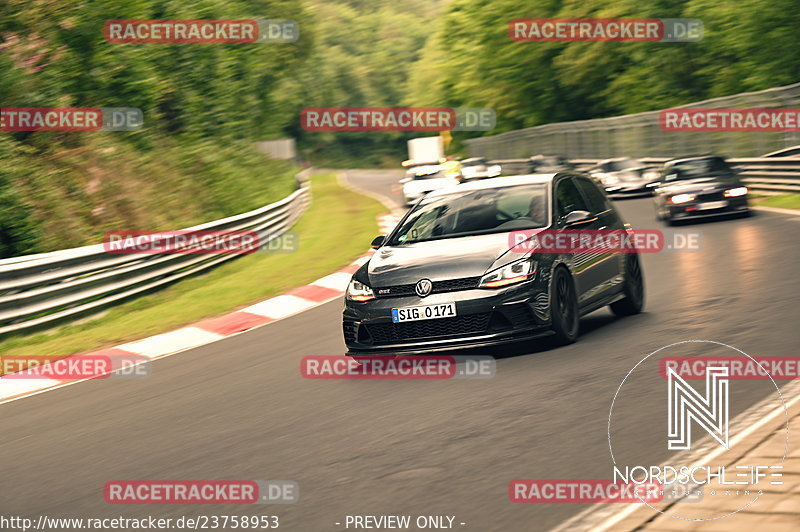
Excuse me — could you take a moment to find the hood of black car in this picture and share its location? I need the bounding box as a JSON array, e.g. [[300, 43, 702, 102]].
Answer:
[[368, 233, 519, 286]]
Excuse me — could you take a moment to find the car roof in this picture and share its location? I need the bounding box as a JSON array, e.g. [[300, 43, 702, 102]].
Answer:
[[665, 155, 725, 165], [597, 157, 638, 164], [425, 174, 558, 198], [530, 154, 567, 160], [763, 145, 800, 157]]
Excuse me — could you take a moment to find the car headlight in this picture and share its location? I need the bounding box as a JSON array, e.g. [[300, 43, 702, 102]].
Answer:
[[346, 279, 375, 302], [669, 193, 696, 204], [723, 186, 748, 197], [479, 258, 536, 288], [643, 170, 660, 181]]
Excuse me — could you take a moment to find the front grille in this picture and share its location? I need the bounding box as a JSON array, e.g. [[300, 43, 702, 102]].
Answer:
[[343, 321, 358, 344], [500, 303, 536, 328], [375, 277, 481, 299], [434, 277, 482, 292], [365, 313, 491, 344], [696, 190, 725, 201]]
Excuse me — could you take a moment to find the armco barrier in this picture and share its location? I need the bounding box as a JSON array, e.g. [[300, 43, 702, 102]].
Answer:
[[465, 83, 800, 159], [490, 157, 800, 194], [0, 170, 311, 337]]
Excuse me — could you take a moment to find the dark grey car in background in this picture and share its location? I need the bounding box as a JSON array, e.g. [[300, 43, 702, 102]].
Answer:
[[528, 154, 575, 173], [343, 174, 644, 356], [587, 157, 661, 197], [653, 155, 750, 224]]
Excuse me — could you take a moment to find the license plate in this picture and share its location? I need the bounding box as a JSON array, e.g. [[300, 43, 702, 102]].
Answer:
[[391, 303, 456, 323], [697, 200, 728, 210]]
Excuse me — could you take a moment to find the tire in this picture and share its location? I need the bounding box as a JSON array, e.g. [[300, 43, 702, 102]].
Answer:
[[610, 253, 644, 317], [550, 267, 580, 345], [654, 201, 666, 221]]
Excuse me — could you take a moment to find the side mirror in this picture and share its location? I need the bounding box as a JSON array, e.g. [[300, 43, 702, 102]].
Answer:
[[562, 210, 595, 227], [370, 236, 386, 249]]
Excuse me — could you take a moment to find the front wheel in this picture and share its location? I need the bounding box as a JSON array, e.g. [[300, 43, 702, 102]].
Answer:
[[610, 254, 644, 316], [550, 268, 579, 345]]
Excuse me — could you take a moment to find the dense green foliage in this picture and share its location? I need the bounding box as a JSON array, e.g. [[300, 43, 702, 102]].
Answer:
[[2, 0, 798, 255], [284, 0, 443, 166], [292, 0, 799, 162], [0, 0, 309, 256], [408, 0, 800, 132]]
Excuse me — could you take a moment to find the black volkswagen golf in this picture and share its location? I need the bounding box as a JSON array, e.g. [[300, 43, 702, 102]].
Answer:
[[343, 174, 644, 356]]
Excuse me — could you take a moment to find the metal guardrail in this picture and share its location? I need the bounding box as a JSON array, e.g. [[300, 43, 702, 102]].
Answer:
[[466, 83, 800, 159], [0, 170, 312, 337], [490, 157, 800, 194]]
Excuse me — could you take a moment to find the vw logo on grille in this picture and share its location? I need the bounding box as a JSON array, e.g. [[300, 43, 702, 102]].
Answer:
[[415, 278, 433, 297]]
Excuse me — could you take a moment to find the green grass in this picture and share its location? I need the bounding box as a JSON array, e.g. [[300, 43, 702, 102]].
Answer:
[[0, 173, 385, 368], [754, 193, 800, 210]]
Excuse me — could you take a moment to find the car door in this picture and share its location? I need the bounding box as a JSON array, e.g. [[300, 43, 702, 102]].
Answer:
[[553, 176, 604, 307], [573, 176, 624, 300]]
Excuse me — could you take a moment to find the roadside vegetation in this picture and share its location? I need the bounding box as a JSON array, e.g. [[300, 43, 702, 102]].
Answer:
[[299, 0, 800, 163], [5, 0, 796, 253], [0, 0, 311, 257], [0, 173, 385, 368], [752, 193, 800, 210]]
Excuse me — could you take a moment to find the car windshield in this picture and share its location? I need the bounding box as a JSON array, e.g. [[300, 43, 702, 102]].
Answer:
[[665, 158, 733, 180], [607, 158, 641, 171], [388, 183, 549, 245]]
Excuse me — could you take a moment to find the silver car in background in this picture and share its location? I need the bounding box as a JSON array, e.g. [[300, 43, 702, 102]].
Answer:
[[588, 157, 661, 198]]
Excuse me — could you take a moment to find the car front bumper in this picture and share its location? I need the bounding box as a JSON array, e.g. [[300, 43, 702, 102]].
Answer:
[[343, 281, 551, 355], [665, 196, 749, 220]]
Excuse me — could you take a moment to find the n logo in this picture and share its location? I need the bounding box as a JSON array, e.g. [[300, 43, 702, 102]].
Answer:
[[667, 366, 729, 450]]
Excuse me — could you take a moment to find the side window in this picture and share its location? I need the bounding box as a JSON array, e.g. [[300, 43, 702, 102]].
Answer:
[[396, 205, 446, 242], [555, 178, 589, 222], [574, 177, 611, 214]]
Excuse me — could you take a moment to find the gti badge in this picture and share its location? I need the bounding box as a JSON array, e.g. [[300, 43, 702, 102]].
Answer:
[[415, 278, 433, 297]]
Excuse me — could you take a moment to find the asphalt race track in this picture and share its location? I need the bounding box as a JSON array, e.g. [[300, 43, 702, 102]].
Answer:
[[1, 169, 798, 531]]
